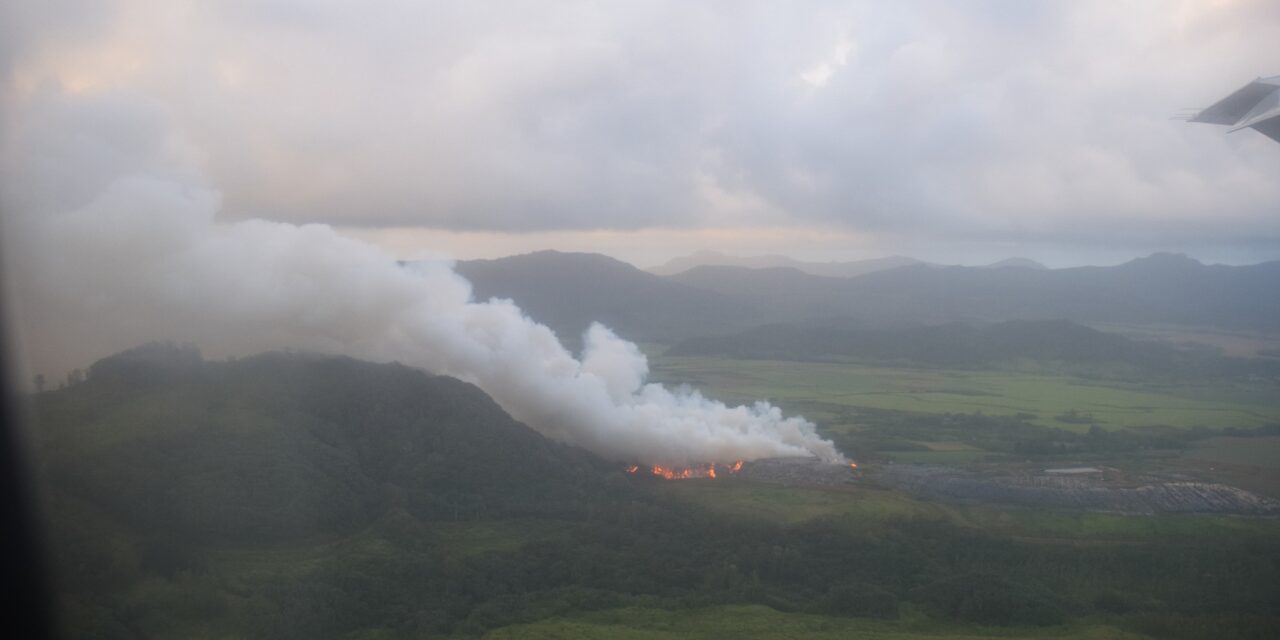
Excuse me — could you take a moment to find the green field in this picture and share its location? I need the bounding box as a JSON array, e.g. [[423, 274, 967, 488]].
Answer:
[[650, 355, 1280, 432]]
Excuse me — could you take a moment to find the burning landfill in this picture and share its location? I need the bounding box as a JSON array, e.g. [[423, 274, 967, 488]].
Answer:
[[627, 458, 859, 485], [626, 460, 746, 479]]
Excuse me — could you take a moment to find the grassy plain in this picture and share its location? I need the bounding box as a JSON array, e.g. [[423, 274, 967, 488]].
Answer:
[[649, 355, 1280, 432]]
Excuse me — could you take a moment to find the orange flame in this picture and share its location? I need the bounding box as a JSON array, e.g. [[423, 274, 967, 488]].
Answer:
[[625, 460, 745, 480], [849, 462, 858, 469]]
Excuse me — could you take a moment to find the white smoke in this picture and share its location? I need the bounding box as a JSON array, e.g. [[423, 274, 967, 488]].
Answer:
[[2, 92, 842, 467]]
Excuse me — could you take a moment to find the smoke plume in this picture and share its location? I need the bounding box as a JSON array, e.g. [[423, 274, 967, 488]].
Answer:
[[2, 93, 842, 467]]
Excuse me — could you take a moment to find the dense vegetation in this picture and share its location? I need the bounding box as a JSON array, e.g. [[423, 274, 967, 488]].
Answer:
[[31, 345, 1280, 638]]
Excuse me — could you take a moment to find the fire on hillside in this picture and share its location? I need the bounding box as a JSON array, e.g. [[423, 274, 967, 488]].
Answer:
[[626, 459, 858, 481], [625, 460, 745, 479]]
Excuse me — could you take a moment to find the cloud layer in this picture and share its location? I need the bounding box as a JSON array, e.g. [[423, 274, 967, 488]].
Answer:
[[3, 0, 1278, 255]]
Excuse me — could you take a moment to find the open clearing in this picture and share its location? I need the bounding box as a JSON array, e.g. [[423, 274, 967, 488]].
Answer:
[[650, 355, 1280, 432]]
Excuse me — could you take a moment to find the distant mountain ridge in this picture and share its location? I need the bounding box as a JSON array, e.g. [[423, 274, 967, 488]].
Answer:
[[647, 250, 1048, 277], [449, 251, 1280, 345], [835, 252, 1280, 330], [647, 250, 924, 278], [454, 250, 759, 344], [668, 252, 1280, 333], [983, 257, 1047, 270]]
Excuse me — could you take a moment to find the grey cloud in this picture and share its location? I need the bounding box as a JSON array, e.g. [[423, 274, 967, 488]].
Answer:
[[3, 0, 1280, 248], [708, 2, 1280, 240]]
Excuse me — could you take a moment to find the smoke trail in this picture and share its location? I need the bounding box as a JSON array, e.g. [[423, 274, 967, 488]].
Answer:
[[2, 94, 842, 466]]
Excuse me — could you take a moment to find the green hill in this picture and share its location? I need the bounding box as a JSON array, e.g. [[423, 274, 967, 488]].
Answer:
[[35, 344, 607, 546]]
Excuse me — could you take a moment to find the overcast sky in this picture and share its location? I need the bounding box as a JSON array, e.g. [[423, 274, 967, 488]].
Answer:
[[3, 0, 1279, 267]]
